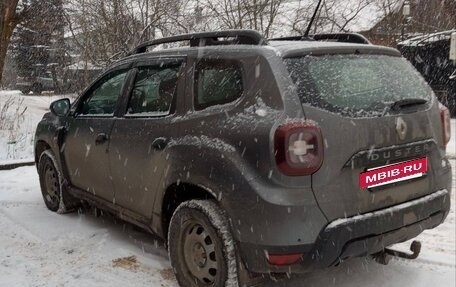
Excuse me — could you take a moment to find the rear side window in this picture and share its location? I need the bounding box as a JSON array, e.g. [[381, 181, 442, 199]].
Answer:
[[284, 54, 433, 117], [127, 64, 180, 116], [194, 60, 243, 110]]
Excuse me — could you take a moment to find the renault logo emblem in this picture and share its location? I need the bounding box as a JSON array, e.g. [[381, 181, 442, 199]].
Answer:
[[396, 117, 408, 140]]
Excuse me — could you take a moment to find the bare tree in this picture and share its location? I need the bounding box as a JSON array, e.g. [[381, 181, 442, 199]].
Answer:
[[0, 0, 22, 83], [199, 0, 286, 38], [288, 0, 377, 35], [327, 0, 375, 32], [62, 0, 409, 71], [64, 0, 182, 65]]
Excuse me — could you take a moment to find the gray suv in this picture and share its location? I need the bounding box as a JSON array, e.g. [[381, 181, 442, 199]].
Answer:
[[34, 30, 452, 286]]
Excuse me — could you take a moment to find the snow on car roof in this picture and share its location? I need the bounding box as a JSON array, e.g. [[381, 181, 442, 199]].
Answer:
[[268, 40, 401, 57], [398, 29, 456, 47]]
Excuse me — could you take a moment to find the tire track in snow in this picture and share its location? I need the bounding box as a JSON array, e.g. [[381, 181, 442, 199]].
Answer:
[[0, 207, 44, 243]]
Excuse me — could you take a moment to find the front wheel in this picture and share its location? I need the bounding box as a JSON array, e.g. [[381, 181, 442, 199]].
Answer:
[[37, 150, 78, 213], [168, 200, 239, 287]]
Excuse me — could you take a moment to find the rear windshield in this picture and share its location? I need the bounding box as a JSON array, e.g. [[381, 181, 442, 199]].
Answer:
[[284, 54, 433, 117]]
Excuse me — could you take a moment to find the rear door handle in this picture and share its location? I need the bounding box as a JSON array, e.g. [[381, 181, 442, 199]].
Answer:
[[151, 137, 168, 150], [95, 133, 108, 145]]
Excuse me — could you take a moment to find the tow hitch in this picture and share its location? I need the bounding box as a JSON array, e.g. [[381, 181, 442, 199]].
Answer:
[[373, 240, 422, 265]]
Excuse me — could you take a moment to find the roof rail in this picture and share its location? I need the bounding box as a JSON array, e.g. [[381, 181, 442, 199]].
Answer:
[[128, 30, 268, 55], [270, 32, 370, 44], [313, 33, 370, 44], [270, 35, 310, 41]]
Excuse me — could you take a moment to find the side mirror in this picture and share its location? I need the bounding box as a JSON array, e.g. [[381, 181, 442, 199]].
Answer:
[[50, 98, 71, 117]]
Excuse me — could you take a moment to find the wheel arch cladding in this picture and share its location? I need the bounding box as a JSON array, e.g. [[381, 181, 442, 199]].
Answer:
[[161, 182, 218, 239], [154, 141, 258, 236], [35, 140, 51, 163]]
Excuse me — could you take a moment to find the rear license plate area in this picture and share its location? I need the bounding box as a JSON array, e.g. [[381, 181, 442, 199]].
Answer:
[[359, 157, 427, 189]]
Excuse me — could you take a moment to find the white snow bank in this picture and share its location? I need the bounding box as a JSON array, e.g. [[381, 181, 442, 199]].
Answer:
[[0, 90, 75, 163]]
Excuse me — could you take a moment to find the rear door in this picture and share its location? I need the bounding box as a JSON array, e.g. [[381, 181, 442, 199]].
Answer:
[[108, 58, 185, 218], [285, 53, 446, 220], [64, 67, 130, 202]]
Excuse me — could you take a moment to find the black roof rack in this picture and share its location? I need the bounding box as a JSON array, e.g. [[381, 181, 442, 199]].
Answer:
[[128, 30, 268, 56], [270, 33, 371, 45]]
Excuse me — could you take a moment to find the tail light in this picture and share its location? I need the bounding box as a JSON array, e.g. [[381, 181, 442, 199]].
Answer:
[[274, 121, 323, 176], [439, 103, 451, 148]]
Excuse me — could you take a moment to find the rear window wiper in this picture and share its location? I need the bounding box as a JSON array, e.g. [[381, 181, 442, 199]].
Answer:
[[390, 98, 428, 111]]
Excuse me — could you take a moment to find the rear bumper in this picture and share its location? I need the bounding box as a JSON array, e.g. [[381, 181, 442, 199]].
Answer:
[[238, 189, 450, 274]]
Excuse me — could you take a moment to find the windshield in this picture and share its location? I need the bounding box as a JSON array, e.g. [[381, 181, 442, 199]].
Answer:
[[284, 54, 434, 117]]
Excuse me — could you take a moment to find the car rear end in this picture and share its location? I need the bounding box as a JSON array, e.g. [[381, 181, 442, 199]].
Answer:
[[237, 42, 452, 274]]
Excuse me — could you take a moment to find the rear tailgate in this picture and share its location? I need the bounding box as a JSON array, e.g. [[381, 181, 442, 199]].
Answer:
[[304, 104, 444, 221], [284, 53, 448, 221]]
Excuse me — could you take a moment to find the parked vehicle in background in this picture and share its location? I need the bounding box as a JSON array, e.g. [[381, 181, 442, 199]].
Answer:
[[34, 30, 452, 287], [16, 70, 63, 94], [398, 30, 456, 117], [15, 63, 102, 95]]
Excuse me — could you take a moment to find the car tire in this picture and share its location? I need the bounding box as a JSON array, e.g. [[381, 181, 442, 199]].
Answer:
[[37, 150, 79, 213], [32, 83, 42, 94], [20, 89, 30, 95], [168, 200, 239, 287]]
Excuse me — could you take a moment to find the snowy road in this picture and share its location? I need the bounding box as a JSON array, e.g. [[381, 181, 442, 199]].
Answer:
[[0, 163, 454, 287]]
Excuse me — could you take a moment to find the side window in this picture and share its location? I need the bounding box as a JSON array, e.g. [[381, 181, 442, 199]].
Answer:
[[127, 64, 180, 116], [79, 70, 128, 115], [194, 60, 243, 110]]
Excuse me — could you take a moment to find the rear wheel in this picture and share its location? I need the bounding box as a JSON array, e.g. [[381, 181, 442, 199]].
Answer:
[[168, 200, 239, 287], [38, 150, 78, 213], [32, 83, 42, 94]]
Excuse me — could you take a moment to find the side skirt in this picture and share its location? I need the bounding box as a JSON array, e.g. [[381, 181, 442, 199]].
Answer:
[[68, 186, 159, 238]]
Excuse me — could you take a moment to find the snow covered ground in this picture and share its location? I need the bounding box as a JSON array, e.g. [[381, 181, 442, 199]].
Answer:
[[0, 166, 176, 287], [0, 90, 455, 286]]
